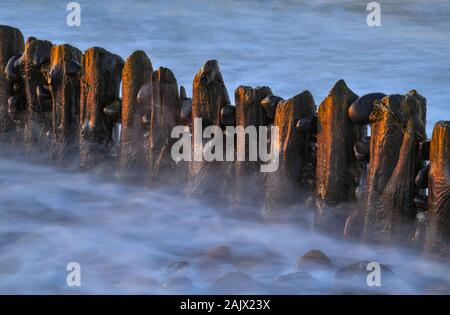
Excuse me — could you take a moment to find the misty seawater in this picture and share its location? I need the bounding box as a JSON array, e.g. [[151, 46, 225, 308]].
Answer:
[[1, 0, 450, 294], [1, 151, 450, 294]]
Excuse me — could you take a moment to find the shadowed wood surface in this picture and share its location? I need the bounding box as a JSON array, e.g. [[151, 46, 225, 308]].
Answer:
[[79, 47, 123, 169], [363, 91, 427, 243], [0, 25, 24, 142], [119, 50, 153, 176], [188, 60, 232, 201], [264, 90, 316, 218], [147, 66, 179, 186], [426, 121, 450, 257], [46, 44, 82, 164], [19, 37, 53, 157], [192, 60, 230, 127], [315, 79, 366, 232], [233, 85, 272, 210]]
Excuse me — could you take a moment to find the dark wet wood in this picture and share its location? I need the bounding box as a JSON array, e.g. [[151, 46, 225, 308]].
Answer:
[[79, 47, 123, 169], [192, 60, 230, 127], [188, 60, 231, 200], [119, 50, 153, 175], [0, 25, 24, 142], [233, 85, 272, 210], [264, 90, 316, 218], [44, 44, 82, 164], [17, 37, 53, 157], [179, 85, 192, 126], [147, 67, 179, 186], [315, 80, 366, 232], [363, 91, 426, 243], [426, 121, 450, 257]]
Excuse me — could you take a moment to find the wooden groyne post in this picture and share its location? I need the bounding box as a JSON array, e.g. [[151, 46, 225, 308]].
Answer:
[[315, 80, 366, 233], [426, 121, 450, 256], [0, 25, 24, 143], [147, 66, 179, 186], [119, 50, 153, 176], [79, 47, 123, 169], [19, 37, 53, 157], [188, 60, 232, 201], [233, 85, 272, 210], [46, 44, 82, 164], [264, 90, 316, 218], [363, 91, 427, 243]]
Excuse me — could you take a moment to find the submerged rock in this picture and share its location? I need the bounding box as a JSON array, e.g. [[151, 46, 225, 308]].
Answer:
[[212, 271, 256, 293], [335, 260, 393, 280], [425, 282, 450, 295], [166, 261, 189, 272], [276, 271, 313, 285], [205, 245, 232, 261], [162, 276, 193, 289], [296, 249, 332, 269]]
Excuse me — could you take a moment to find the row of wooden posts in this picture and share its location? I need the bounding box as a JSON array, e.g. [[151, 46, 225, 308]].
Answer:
[[0, 25, 449, 257]]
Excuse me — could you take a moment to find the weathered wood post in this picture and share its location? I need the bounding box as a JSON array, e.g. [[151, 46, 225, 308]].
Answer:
[[119, 50, 153, 176], [171, 85, 193, 186], [147, 66, 179, 186], [17, 37, 53, 157], [343, 92, 386, 238], [44, 44, 82, 164], [0, 25, 24, 142], [188, 60, 232, 201], [363, 91, 426, 243], [79, 47, 123, 169], [264, 90, 316, 218], [426, 121, 450, 257], [315, 80, 366, 233], [233, 85, 272, 210], [192, 60, 229, 127]]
